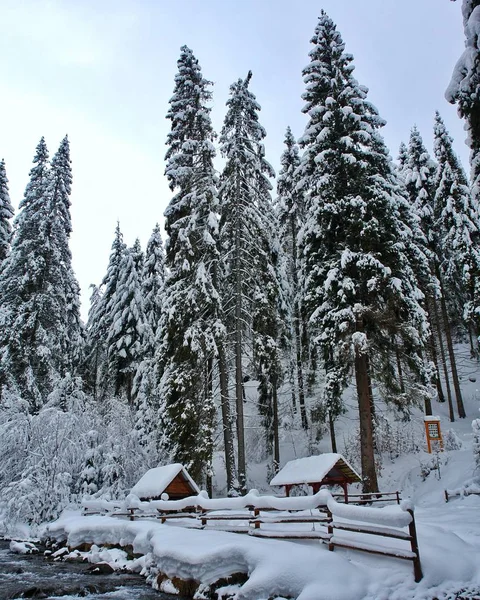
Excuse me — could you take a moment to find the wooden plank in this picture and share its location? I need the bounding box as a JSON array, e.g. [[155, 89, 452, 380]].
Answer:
[[331, 538, 416, 560], [200, 513, 252, 521], [251, 515, 331, 524], [333, 522, 411, 541], [249, 530, 331, 541]]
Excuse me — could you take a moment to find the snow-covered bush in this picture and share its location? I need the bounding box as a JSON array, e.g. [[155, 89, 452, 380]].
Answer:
[[473, 418, 480, 472], [443, 428, 463, 451]]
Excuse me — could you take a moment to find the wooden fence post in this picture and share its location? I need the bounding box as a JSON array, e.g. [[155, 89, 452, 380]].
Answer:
[[407, 509, 423, 582], [326, 508, 334, 552]]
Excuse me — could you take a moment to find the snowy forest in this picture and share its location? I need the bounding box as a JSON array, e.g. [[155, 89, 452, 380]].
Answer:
[[1, 6, 480, 531]]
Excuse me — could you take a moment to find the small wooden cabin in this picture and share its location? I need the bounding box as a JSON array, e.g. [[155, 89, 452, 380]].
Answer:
[[270, 453, 361, 502], [130, 463, 200, 501]]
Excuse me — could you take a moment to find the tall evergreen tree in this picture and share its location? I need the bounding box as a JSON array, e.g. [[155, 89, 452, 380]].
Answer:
[[297, 12, 431, 492], [142, 223, 166, 345], [404, 126, 466, 419], [47, 136, 84, 373], [84, 224, 126, 400], [158, 46, 227, 487], [434, 111, 480, 348], [0, 137, 79, 410], [0, 159, 14, 266], [276, 127, 308, 431], [219, 71, 281, 491], [107, 239, 146, 403]]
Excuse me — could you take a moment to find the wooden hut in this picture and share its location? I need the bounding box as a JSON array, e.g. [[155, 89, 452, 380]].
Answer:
[[270, 453, 361, 502], [130, 463, 200, 501]]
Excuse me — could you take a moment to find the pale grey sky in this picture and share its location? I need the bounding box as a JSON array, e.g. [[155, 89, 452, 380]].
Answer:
[[0, 0, 468, 319]]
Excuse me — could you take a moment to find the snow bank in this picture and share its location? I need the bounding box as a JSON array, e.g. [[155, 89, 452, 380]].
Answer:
[[45, 511, 368, 600]]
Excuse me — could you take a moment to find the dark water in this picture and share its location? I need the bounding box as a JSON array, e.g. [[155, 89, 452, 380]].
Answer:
[[0, 540, 180, 600]]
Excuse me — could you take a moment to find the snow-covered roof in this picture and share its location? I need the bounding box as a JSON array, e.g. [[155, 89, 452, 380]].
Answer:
[[270, 453, 361, 487], [423, 415, 441, 422], [130, 463, 200, 499]]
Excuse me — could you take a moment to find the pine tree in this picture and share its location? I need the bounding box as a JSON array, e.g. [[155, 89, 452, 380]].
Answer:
[[276, 127, 308, 431], [107, 239, 146, 403], [297, 12, 431, 492], [84, 224, 126, 400], [0, 159, 14, 266], [47, 136, 84, 373], [142, 223, 166, 345], [404, 126, 466, 419], [158, 46, 226, 487], [219, 71, 281, 491], [0, 138, 66, 410], [434, 112, 480, 351]]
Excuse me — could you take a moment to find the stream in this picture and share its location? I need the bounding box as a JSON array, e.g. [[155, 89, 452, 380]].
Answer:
[[0, 540, 182, 600]]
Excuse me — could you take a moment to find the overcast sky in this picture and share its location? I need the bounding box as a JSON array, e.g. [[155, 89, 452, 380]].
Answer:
[[0, 0, 468, 319]]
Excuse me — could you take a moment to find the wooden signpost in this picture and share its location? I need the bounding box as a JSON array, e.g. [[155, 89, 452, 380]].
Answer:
[[424, 416, 443, 453]]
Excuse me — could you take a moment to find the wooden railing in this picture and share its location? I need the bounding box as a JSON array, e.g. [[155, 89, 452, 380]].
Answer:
[[81, 490, 422, 582]]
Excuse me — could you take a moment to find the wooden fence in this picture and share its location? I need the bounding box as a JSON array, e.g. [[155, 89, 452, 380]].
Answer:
[[82, 491, 422, 582]]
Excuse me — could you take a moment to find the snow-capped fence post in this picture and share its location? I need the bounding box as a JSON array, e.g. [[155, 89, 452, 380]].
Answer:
[[407, 509, 422, 582]]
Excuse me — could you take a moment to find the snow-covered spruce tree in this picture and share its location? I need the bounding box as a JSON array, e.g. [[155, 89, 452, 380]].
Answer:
[[0, 159, 14, 266], [106, 239, 146, 403], [219, 71, 282, 491], [142, 223, 166, 344], [84, 223, 126, 400], [276, 127, 308, 431], [0, 138, 70, 410], [434, 112, 480, 353], [47, 136, 84, 374], [447, 0, 480, 209], [405, 126, 466, 420], [297, 12, 431, 492], [131, 224, 166, 453], [158, 46, 229, 488]]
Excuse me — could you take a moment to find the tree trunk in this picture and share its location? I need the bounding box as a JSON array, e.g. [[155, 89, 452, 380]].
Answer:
[[235, 190, 246, 494], [395, 343, 405, 394], [426, 299, 445, 403], [436, 267, 466, 418], [272, 375, 280, 473], [354, 329, 379, 494], [440, 292, 466, 418], [218, 344, 237, 493], [432, 298, 455, 422], [329, 411, 337, 453], [291, 217, 308, 429]]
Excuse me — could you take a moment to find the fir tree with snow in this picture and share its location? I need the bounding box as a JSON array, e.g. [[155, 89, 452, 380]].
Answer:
[[276, 127, 308, 431], [297, 12, 431, 492], [84, 224, 126, 400], [158, 46, 226, 487], [433, 112, 480, 351], [106, 238, 146, 403], [0, 138, 70, 410], [0, 159, 14, 266], [447, 0, 480, 213], [219, 71, 282, 490], [142, 223, 166, 346]]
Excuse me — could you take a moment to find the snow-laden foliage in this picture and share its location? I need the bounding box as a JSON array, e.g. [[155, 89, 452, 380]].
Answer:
[[0, 159, 14, 265], [84, 224, 126, 400], [158, 46, 222, 486], [276, 128, 309, 431], [107, 239, 146, 403], [0, 384, 163, 529], [219, 71, 283, 487], [433, 112, 480, 339], [297, 12, 432, 491], [473, 417, 480, 471], [447, 0, 480, 211], [0, 137, 82, 411]]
